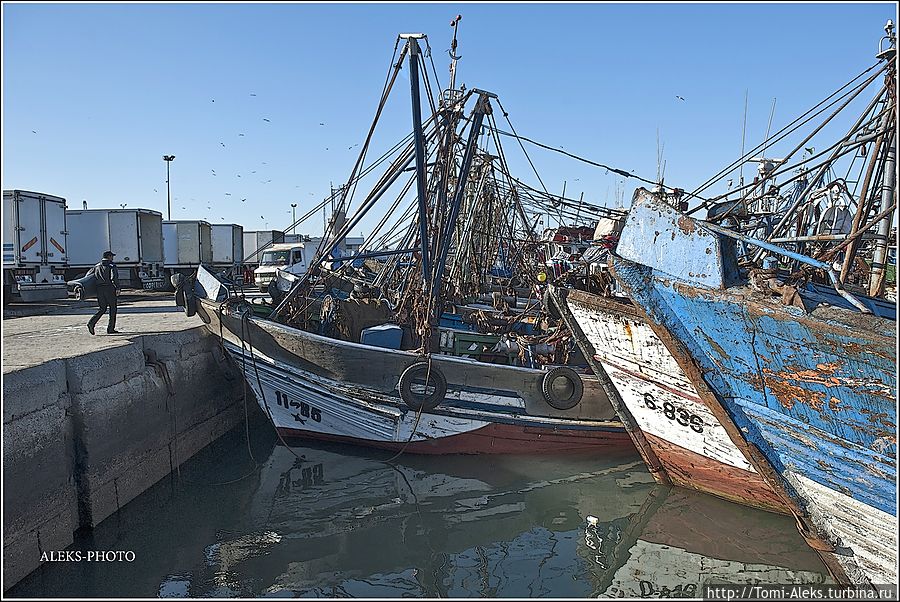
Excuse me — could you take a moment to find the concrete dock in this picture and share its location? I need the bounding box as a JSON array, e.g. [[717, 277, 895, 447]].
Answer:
[[2, 293, 249, 590]]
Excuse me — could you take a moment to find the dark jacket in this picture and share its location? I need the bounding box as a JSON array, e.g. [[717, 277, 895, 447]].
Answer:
[[92, 259, 120, 288]]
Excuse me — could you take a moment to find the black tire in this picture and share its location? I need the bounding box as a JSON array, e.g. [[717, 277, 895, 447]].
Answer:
[[541, 366, 584, 410], [398, 362, 447, 412], [73, 285, 84, 301]]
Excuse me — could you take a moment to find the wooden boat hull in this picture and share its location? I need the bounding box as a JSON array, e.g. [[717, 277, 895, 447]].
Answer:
[[198, 297, 633, 455], [610, 189, 898, 586], [553, 288, 787, 513]]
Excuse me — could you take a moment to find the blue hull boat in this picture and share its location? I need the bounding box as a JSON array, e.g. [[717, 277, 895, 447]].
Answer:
[[611, 189, 897, 587]]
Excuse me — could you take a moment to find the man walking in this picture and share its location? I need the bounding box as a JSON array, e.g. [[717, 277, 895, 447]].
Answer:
[[87, 251, 121, 335]]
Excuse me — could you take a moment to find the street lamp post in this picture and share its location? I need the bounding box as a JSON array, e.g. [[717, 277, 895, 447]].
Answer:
[[291, 203, 297, 234], [163, 155, 175, 220]]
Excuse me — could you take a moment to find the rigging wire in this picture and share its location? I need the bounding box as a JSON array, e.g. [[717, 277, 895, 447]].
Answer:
[[685, 61, 887, 210]]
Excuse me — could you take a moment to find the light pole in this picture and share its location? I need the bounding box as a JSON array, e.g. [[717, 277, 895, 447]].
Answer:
[[291, 203, 297, 234], [163, 155, 175, 220]]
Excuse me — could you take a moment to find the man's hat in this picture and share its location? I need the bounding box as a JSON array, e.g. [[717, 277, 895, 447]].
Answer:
[[102, 251, 116, 259]]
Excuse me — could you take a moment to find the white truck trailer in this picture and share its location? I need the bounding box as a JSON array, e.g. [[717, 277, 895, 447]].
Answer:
[[65, 209, 166, 289], [210, 223, 244, 267], [2, 189, 68, 302], [210, 223, 245, 284], [162, 220, 213, 282]]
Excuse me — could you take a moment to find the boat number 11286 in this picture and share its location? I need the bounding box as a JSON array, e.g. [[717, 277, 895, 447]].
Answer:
[[275, 390, 322, 423], [643, 392, 703, 433]]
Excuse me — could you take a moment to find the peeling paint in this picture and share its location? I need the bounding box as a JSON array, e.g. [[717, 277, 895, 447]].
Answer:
[[677, 215, 697, 234]]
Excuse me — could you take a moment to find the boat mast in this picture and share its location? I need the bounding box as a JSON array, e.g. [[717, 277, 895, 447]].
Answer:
[[402, 33, 433, 295], [868, 20, 896, 296]]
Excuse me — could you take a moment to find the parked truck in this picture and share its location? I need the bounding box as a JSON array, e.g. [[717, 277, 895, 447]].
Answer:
[[2, 189, 68, 303], [162, 220, 213, 283], [65, 208, 166, 290], [241, 229, 284, 285], [253, 241, 313, 292], [253, 234, 367, 294]]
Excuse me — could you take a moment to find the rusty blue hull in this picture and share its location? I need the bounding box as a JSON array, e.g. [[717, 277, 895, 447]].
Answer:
[[611, 189, 897, 587]]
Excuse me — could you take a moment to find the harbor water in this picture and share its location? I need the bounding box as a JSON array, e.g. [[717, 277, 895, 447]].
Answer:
[[9, 412, 832, 598]]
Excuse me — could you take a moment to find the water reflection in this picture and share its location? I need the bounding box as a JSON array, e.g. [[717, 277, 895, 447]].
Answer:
[[9, 417, 830, 598]]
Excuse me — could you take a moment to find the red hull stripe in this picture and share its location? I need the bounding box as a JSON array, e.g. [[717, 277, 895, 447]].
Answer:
[[275, 422, 636, 455], [642, 431, 789, 514]]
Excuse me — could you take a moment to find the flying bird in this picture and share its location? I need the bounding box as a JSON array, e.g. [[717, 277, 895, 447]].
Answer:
[[153, 188, 158, 193], [251, 170, 257, 173], [220, 142, 226, 147], [237, 174, 242, 178], [319, 122, 325, 126], [238, 133, 245, 136], [676, 95, 685, 101], [225, 192, 231, 196], [263, 118, 271, 122], [250, 93, 257, 97], [241, 198, 247, 202], [211, 99, 215, 103], [31, 130, 37, 134]]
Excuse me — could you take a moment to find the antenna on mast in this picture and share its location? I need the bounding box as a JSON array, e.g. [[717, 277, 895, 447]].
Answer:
[[448, 14, 462, 92], [656, 128, 666, 187], [739, 89, 749, 193]]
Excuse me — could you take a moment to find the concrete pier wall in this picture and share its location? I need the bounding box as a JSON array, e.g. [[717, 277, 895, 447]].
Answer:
[[2, 326, 246, 591]]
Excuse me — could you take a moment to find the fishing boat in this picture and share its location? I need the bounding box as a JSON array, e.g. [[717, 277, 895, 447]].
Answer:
[[549, 285, 788, 514], [189, 27, 636, 455], [602, 23, 897, 586], [194, 273, 629, 454], [610, 188, 896, 586]]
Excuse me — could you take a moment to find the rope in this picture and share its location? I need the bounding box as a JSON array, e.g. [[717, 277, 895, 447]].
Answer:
[[493, 126, 664, 191], [240, 308, 308, 463], [382, 353, 434, 463], [685, 61, 887, 210]]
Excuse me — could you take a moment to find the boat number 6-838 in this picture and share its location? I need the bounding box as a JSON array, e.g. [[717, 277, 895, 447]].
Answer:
[[643, 392, 703, 433], [275, 390, 322, 423]]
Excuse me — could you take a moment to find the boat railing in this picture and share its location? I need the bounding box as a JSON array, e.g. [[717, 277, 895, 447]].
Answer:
[[699, 219, 871, 313]]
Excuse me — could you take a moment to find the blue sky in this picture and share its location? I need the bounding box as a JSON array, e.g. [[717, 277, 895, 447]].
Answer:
[[3, 2, 896, 235]]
